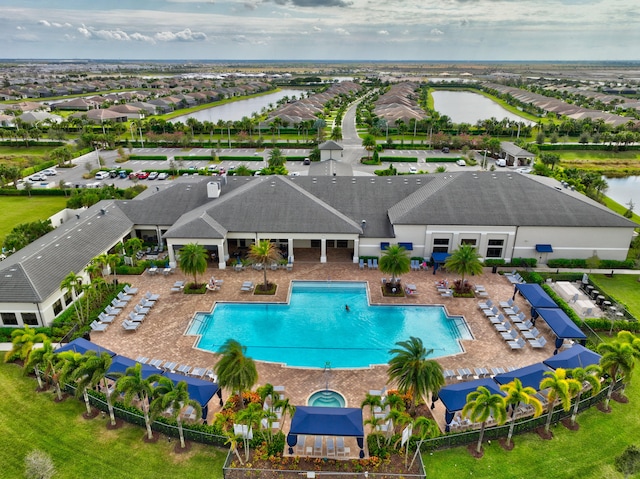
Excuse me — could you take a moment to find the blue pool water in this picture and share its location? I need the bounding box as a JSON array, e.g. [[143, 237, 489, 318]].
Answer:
[[187, 281, 472, 368]]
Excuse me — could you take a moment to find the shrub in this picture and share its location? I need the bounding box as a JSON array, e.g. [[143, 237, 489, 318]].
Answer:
[[483, 259, 506, 266], [128, 155, 168, 161], [510, 257, 537, 267], [183, 282, 207, 294], [379, 156, 418, 163]]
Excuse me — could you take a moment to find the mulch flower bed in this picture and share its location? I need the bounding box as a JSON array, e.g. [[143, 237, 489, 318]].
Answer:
[[225, 452, 422, 479]]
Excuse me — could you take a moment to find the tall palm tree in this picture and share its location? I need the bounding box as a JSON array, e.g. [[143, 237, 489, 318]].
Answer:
[[114, 363, 155, 440], [149, 376, 202, 448], [24, 339, 55, 390], [236, 401, 265, 461], [499, 378, 543, 447], [567, 365, 602, 426], [178, 243, 208, 288], [462, 386, 507, 455], [248, 239, 281, 290], [598, 336, 637, 408], [214, 339, 258, 409], [268, 147, 285, 168], [73, 351, 113, 419], [379, 244, 411, 286], [409, 416, 440, 469], [60, 271, 83, 322], [539, 368, 581, 435], [444, 245, 484, 292], [56, 351, 87, 402], [4, 325, 47, 364], [124, 237, 144, 266], [387, 336, 444, 415], [224, 429, 245, 465]]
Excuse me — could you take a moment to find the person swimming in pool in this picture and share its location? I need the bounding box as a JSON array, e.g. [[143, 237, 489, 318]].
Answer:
[[345, 304, 350, 312]]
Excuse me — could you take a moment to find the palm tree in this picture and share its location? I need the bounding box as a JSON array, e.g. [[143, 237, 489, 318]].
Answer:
[[379, 244, 411, 287], [362, 134, 376, 158], [409, 416, 440, 469], [178, 243, 208, 288], [598, 336, 637, 408], [73, 351, 113, 419], [24, 339, 55, 390], [236, 401, 265, 461], [273, 396, 295, 431], [539, 368, 581, 435], [4, 325, 47, 364], [462, 386, 507, 455], [247, 239, 281, 290], [113, 363, 155, 440], [124, 237, 143, 266], [149, 376, 202, 448], [214, 339, 258, 409], [444, 245, 484, 293], [268, 147, 285, 168], [567, 365, 602, 426], [60, 271, 84, 322], [499, 378, 543, 447], [56, 351, 87, 402], [387, 336, 445, 415], [224, 429, 245, 465]]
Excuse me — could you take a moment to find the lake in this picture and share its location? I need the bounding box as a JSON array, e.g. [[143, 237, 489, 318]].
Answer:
[[432, 90, 534, 125], [169, 89, 306, 123], [605, 176, 640, 209]]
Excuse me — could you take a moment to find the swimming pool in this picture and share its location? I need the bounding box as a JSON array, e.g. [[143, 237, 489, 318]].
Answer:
[[187, 281, 472, 368]]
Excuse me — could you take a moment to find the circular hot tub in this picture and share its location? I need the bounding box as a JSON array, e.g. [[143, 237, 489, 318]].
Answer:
[[307, 389, 346, 408]]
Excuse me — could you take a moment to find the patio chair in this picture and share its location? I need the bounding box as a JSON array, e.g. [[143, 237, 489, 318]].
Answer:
[[457, 368, 472, 380], [359, 258, 365, 269], [128, 311, 145, 323], [134, 304, 150, 315], [440, 290, 453, 298], [240, 282, 254, 292], [489, 313, 505, 325], [515, 320, 534, 331], [372, 258, 378, 269], [507, 338, 526, 350], [176, 364, 192, 375], [326, 438, 336, 457], [148, 359, 165, 368], [111, 299, 127, 309], [296, 435, 307, 455], [501, 329, 519, 341], [504, 305, 520, 316], [474, 367, 489, 378], [478, 299, 493, 310], [509, 312, 526, 323], [499, 298, 514, 309], [117, 291, 132, 302], [443, 369, 456, 380], [145, 291, 160, 301], [189, 367, 207, 378], [367, 259, 373, 269], [90, 320, 108, 332], [522, 328, 542, 340], [494, 320, 513, 333], [98, 312, 116, 323], [483, 306, 500, 317], [490, 367, 505, 376], [122, 320, 140, 331], [139, 299, 155, 308], [529, 336, 548, 348], [124, 285, 138, 295], [105, 305, 121, 316], [337, 437, 349, 457], [313, 436, 323, 456]]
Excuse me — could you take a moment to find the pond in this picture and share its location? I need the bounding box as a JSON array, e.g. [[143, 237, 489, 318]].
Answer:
[[432, 90, 534, 125], [169, 89, 306, 123], [605, 176, 640, 209]]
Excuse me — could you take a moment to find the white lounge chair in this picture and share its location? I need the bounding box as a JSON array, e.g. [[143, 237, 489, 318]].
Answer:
[[296, 435, 307, 455], [145, 291, 160, 301], [504, 305, 520, 316], [522, 328, 542, 340], [510, 312, 527, 323], [139, 299, 155, 308], [326, 437, 336, 457], [494, 321, 513, 333], [134, 304, 150, 315], [117, 291, 132, 302], [98, 312, 116, 323], [499, 298, 514, 309], [313, 436, 323, 456], [336, 437, 349, 457], [508, 338, 526, 350], [529, 336, 548, 348], [516, 320, 534, 331], [122, 320, 140, 331], [478, 299, 493, 310], [501, 329, 519, 341], [90, 320, 108, 332], [128, 311, 145, 323], [111, 299, 127, 309], [124, 285, 138, 295], [105, 305, 121, 316]]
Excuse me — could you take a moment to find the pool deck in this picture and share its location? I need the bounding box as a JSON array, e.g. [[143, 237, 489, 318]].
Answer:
[[91, 260, 556, 431]]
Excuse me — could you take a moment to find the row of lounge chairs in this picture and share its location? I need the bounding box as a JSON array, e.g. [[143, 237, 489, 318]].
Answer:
[[91, 285, 139, 332], [479, 297, 548, 349], [443, 366, 519, 382], [122, 291, 159, 332], [359, 258, 379, 269], [505, 271, 526, 284], [136, 357, 217, 381], [240, 281, 254, 292], [296, 435, 350, 458]]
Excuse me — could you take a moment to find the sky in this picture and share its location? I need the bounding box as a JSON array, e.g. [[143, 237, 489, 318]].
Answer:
[[1, 0, 639, 61]]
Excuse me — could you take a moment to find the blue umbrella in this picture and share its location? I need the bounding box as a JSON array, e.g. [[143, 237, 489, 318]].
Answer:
[[543, 344, 601, 370], [494, 363, 552, 391]]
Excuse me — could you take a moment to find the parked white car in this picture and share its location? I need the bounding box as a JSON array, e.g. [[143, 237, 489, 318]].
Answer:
[[42, 168, 57, 176], [157, 172, 169, 180], [29, 173, 47, 182], [95, 171, 110, 180], [409, 166, 417, 174], [456, 159, 466, 167]]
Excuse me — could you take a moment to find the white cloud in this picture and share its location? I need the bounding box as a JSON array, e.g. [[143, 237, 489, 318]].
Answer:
[[16, 25, 25, 30], [94, 29, 130, 41], [38, 20, 51, 27], [334, 27, 350, 35], [77, 24, 91, 38], [312, 26, 322, 32], [378, 30, 389, 35], [430, 28, 444, 35], [154, 28, 207, 42], [130, 32, 155, 43]]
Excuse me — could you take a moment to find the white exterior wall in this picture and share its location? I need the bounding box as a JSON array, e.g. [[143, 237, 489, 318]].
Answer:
[[513, 226, 633, 261]]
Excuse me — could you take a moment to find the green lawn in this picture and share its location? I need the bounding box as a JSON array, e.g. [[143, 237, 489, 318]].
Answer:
[[0, 363, 226, 479], [0, 196, 69, 245], [591, 274, 640, 319], [424, 378, 640, 479], [550, 150, 640, 161]]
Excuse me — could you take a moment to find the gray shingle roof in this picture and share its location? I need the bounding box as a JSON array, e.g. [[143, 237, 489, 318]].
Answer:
[[0, 201, 133, 302]]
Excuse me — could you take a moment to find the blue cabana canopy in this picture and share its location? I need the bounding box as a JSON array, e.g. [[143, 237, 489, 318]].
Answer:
[[55, 338, 116, 357], [543, 344, 601, 370], [494, 363, 552, 391], [431, 252, 451, 264], [515, 284, 557, 309], [439, 378, 504, 413], [536, 308, 587, 341], [161, 371, 219, 410], [106, 355, 160, 380], [287, 406, 365, 457]]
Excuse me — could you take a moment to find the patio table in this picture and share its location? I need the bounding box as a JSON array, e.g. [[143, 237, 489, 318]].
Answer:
[[148, 267, 158, 275], [163, 268, 172, 275]]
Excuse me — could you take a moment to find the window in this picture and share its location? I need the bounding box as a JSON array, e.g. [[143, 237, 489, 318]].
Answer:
[[311, 240, 321, 248], [486, 239, 504, 258], [434, 238, 449, 245], [326, 240, 335, 248], [22, 313, 38, 326], [63, 291, 72, 306], [336, 240, 348, 248], [461, 238, 477, 246], [1, 313, 18, 326], [53, 300, 63, 316], [433, 238, 449, 253]]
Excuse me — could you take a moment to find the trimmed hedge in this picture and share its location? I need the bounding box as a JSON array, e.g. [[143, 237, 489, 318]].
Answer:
[[484, 259, 506, 266], [0, 188, 70, 197], [128, 155, 167, 161], [218, 155, 262, 161], [547, 258, 635, 269], [173, 156, 214, 161], [425, 157, 462, 163], [510, 257, 537, 268], [379, 156, 418, 163]]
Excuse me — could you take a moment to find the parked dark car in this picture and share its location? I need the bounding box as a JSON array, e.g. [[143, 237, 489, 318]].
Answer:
[[441, 147, 450, 153], [109, 170, 118, 178], [303, 158, 311, 165]]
